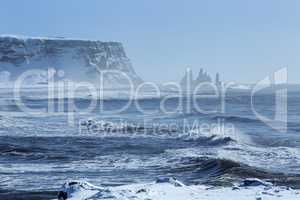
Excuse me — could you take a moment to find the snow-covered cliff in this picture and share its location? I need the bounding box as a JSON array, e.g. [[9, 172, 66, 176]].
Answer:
[[0, 35, 142, 87]]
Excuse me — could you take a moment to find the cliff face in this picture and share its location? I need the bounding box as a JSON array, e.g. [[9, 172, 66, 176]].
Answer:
[[0, 36, 142, 87]]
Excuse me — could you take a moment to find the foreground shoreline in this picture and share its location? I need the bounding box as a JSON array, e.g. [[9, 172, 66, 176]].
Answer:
[[52, 178, 300, 200], [2, 181, 300, 200]]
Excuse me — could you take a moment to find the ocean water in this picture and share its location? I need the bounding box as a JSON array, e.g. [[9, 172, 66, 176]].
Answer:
[[0, 89, 300, 199]]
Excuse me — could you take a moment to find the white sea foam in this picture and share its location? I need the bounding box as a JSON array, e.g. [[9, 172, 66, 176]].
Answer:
[[55, 180, 300, 200]]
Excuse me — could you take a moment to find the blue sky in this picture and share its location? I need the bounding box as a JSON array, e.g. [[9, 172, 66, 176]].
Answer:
[[0, 0, 299, 83]]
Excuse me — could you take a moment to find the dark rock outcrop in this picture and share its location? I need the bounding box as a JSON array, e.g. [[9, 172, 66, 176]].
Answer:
[[0, 35, 142, 87]]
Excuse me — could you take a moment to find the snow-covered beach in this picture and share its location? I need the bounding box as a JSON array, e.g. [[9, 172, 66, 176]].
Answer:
[[56, 179, 300, 200]]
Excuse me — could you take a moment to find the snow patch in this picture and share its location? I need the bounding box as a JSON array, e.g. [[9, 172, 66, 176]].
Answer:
[[55, 179, 300, 200]]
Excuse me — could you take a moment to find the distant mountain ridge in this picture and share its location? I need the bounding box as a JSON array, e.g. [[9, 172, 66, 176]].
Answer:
[[0, 35, 142, 87]]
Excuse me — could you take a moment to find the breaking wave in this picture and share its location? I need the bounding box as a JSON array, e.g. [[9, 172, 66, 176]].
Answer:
[[166, 156, 300, 188]]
